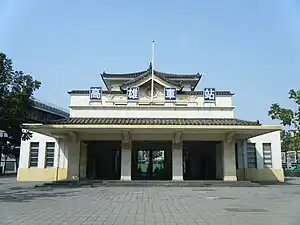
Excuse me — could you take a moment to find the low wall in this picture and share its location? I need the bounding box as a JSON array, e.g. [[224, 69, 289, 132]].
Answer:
[[17, 168, 67, 181], [236, 168, 284, 182]]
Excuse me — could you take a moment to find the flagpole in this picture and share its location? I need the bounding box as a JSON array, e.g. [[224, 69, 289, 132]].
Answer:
[[151, 41, 155, 102]]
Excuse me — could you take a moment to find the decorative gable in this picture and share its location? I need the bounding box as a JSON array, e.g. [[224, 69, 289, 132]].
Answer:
[[101, 63, 201, 92], [119, 70, 182, 91]]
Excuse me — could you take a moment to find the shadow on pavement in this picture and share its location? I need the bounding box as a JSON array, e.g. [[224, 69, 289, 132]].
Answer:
[[0, 188, 80, 203], [253, 177, 300, 186]]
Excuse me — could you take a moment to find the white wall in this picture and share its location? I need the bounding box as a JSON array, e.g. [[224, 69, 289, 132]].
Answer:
[[247, 131, 282, 169], [70, 106, 234, 118], [69, 93, 234, 118], [19, 130, 68, 169], [70, 94, 233, 108]]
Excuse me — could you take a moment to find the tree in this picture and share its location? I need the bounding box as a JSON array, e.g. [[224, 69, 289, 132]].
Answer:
[[0, 52, 41, 171], [268, 89, 300, 152]]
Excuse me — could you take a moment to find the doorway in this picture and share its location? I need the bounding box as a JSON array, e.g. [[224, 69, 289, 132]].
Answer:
[[86, 141, 121, 180], [183, 141, 219, 180], [131, 141, 172, 180]]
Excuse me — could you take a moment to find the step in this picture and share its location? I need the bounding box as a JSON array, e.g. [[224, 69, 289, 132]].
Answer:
[[36, 180, 261, 188]]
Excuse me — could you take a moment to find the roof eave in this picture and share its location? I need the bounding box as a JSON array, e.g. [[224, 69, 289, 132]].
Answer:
[[23, 123, 281, 130], [100, 72, 109, 90], [191, 74, 202, 91]]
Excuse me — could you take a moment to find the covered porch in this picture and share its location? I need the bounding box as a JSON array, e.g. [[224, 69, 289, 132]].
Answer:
[[23, 118, 281, 182]]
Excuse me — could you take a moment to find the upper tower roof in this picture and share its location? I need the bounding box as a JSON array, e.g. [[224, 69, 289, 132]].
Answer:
[[101, 63, 201, 91]]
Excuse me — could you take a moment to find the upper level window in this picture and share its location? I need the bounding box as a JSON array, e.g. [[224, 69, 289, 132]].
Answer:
[[29, 142, 39, 167]]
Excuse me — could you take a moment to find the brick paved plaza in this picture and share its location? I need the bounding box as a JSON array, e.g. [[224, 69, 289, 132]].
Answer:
[[0, 178, 300, 225]]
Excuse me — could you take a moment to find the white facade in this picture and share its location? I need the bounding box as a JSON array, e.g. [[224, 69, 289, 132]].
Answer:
[[17, 65, 284, 182]]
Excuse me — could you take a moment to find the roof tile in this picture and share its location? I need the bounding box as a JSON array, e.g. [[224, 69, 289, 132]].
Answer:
[[46, 118, 260, 126]]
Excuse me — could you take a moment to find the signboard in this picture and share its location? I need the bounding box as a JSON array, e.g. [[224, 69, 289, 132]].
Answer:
[[204, 88, 216, 101], [89, 87, 102, 100], [164, 88, 176, 101], [127, 87, 139, 100]]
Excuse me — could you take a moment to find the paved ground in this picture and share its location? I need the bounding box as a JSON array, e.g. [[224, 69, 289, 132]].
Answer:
[[0, 178, 300, 225]]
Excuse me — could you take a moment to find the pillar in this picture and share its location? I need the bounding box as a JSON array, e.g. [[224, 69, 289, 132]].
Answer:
[[79, 142, 87, 179], [120, 132, 131, 181], [223, 141, 237, 181], [172, 143, 183, 181], [215, 142, 223, 180]]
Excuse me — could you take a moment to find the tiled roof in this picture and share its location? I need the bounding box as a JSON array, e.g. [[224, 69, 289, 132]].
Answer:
[[154, 71, 201, 79], [102, 72, 201, 79], [46, 118, 260, 126], [101, 70, 148, 78], [68, 90, 233, 96], [101, 63, 201, 79]]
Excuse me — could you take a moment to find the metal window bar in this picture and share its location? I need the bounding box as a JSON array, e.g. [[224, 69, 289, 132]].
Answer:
[[29, 142, 39, 167], [45, 142, 55, 167], [263, 143, 272, 168], [247, 143, 257, 168]]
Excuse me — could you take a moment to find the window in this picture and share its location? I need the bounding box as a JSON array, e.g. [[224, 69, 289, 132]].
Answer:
[[29, 142, 39, 167], [263, 143, 272, 168], [45, 142, 55, 167], [247, 143, 257, 168]]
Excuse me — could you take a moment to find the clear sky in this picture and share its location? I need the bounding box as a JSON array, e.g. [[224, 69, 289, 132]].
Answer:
[[1, 0, 299, 124]]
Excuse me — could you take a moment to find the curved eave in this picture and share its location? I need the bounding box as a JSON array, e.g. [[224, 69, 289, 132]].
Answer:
[[101, 69, 148, 78], [192, 74, 202, 91]]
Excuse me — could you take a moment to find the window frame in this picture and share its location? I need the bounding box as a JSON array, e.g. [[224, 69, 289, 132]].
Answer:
[[29, 142, 39, 168], [246, 142, 257, 168], [262, 143, 272, 168], [45, 142, 55, 168]]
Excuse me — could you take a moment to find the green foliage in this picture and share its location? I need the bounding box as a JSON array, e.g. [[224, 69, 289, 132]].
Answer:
[[0, 52, 41, 165], [269, 89, 300, 152]]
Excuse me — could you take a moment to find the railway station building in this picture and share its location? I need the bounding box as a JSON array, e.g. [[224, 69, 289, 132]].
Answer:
[[17, 63, 284, 182]]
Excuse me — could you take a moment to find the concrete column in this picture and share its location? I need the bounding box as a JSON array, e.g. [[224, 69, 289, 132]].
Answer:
[[120, 142, 132, 181], [67, 141, 80, 180], [215, 142, 223, 180], [172, 143, 183, 181], [79, 142, 87, 179], [223, 141, 237, 181]]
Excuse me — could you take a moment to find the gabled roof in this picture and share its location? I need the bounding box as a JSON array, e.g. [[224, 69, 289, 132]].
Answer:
[[101, 63, 201, 79], [101, 63, 201, 91]]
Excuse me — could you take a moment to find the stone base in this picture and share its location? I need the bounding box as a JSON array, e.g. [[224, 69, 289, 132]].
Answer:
[[17, 168, 67, 181], [223, 175, 237, 181], [236, 168, 284, 182]]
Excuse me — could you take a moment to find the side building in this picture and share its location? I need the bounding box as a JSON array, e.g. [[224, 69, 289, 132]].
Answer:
[[17, 63, 284, 182], [0, 99, 69, 175]]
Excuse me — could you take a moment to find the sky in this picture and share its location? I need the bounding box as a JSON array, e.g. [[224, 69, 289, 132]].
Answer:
[[0, 0, 300, 124]]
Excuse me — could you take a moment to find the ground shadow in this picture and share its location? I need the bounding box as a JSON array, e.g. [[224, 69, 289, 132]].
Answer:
[[0, 187, 80, 203]]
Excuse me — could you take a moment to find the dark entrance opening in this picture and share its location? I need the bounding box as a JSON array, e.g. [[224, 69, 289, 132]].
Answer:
[[131, 141, 172, 180], [183, 141, 219, 180], [86, 141, 121, 180]]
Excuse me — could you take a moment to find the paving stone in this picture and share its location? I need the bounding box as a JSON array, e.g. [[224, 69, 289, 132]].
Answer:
[[1, 177, 300, 224]]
